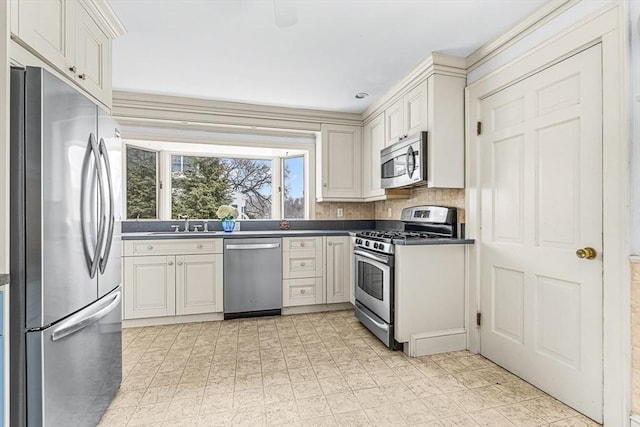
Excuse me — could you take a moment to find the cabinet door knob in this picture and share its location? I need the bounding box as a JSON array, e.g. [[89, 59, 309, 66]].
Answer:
[[69, 65, 77, 73], [197, 244, 203, 249], [177, 261, 183, 266], [300, 262, 306, 267], [300, 242, 305, 247], [147, 245, 153, 250], [323, 183, 327, 187], [328, 242, 333, 246], [300, 289, 306, 294], [78, 73, 86, 80], [167, 261, 174, 266]]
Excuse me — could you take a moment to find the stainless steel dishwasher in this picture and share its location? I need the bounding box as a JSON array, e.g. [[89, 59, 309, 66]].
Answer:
[[223, 238, 282, 319]]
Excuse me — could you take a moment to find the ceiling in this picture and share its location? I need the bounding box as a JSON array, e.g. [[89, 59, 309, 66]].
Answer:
[[109, 0, 548, 114]]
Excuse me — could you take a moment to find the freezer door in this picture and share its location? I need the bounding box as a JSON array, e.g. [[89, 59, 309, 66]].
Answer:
[[97, 109, 122, 298], [26, 287, 122, 427], [26, 68, 101, 329]]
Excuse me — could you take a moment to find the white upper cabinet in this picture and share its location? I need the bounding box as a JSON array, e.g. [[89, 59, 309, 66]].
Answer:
[[363, 53, 466, 189], [385, 99, 404, 147], [362, 113, 386, 199], [317, 124, 362, 200], [385, 81, 429, 147], [10, 0, 124, 108], [11, 0, 69, 70], [72, 2, 111, 104]]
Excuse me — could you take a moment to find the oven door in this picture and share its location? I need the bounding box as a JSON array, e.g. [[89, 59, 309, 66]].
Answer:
[[354, 249, 392, 323]]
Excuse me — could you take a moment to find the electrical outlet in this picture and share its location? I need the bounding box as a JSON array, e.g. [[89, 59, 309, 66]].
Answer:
[[337, 208, 344, 218], [387, 208, 392, 218]]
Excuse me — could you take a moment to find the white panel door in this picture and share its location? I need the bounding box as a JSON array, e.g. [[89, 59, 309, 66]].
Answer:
[[74, 2, 110, 102], [404, 80, 428, 136], [175, 254, 223, 315], [385, 98, 404, 146], [479, 45, 602, 421]]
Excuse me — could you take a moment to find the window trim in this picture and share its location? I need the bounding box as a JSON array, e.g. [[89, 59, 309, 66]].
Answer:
[[123, 144, 160, 220], [123, 139, 313, 221], [281, 154, 307, 220]]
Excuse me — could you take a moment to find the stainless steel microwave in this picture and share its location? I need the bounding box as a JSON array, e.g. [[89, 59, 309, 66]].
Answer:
[[380, 131, 427, 189]]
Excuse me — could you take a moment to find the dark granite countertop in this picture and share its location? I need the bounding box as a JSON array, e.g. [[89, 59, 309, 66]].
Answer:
[[0, 274, 9, 286], [393, 238, 475, 245], [122, 230, 354, 240]]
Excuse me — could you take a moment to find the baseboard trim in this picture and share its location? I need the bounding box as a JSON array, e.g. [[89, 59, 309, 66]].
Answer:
[[281, 302, 353, 315], [123, 303, 354, 327], [407, 328, 467, 357]]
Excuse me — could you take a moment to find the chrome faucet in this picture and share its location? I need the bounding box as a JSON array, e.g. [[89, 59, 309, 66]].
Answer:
[[178, 214, 189, 232]]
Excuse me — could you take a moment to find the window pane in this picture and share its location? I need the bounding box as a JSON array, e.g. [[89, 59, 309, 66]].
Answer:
[[283, 156, 305, 219], [170, 155, 273, 220], [126, 146, 158, 219], [171, 155, 232, 219], [223, 158, 272, 220]]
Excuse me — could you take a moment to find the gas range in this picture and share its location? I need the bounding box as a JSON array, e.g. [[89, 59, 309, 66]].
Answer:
[[353, 206, 458, 255], [353, 205, 459, 350]]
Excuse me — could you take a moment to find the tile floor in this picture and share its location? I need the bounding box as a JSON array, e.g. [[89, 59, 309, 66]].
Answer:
[[99, 310, 600, 427]]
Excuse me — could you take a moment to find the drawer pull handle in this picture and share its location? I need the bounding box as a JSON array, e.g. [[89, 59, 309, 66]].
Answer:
[[300, 242, 305, 247], [301, 262, 306, 267], [167, 261, 173, 266], [300, 289, 306, 294], [177, 261, 183, 266], [197, 244, 203, 249], [147, 245, 153, 250]]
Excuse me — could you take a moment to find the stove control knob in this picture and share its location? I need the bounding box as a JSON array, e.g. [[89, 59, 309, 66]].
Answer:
[[378, 243, 385, 251], [356, 238, 362, 244], [365, 241, 370, 247], [373, 243, 378, 249]]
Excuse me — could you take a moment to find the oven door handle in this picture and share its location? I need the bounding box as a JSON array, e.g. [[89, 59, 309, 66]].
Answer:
[[354, 249, 390, 264], [356, 304, 389, 331]]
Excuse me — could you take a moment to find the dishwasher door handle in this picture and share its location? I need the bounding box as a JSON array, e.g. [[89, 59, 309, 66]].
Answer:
[[225, 243, 281, 250]]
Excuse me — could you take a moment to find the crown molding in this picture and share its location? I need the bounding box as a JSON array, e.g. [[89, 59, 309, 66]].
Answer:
[[112, 91, 363, 132], [80, 0, 127, 39], [361, 52, 466, 123], [465, 0, 575, 72]]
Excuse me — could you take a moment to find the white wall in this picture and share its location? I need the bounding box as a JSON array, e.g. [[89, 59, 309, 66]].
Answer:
[[629, 1, 640, 254]]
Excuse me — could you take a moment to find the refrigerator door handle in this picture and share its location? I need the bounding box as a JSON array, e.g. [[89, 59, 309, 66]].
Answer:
[[98, 138, 115, 274], [51, 290, 121, 342], [89, 133, 107, 279], [80, 133, 104, 277]]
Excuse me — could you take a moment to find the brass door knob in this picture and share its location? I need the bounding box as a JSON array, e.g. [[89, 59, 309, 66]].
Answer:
[[576, 247, 597, 260]]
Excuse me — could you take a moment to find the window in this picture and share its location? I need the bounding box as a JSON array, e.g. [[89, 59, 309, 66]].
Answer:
[[124, 141, 309, 221], [283, 156, 305, 219], [170, 155, 273, 220], [126, 146, 158, 219]]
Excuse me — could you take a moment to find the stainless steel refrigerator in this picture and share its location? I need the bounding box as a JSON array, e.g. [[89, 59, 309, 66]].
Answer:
[[9, 67, 123, 427]]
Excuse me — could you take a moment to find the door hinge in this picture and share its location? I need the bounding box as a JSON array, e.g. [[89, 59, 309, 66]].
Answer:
[[159, 180, 163, 190], [476, 312, 482, 326], [476, 121, 482, 136]]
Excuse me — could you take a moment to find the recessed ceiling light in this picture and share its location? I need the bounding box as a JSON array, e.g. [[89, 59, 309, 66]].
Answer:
[[355, 92, 369, 99]]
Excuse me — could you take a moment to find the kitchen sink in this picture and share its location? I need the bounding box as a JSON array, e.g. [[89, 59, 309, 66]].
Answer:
[[146, 231, 220, 236]]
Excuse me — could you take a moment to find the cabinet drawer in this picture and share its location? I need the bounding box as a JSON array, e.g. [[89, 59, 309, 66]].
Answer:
[[283, 237, 322, 251], [283, 278, 323, 307], [283, 252, 321, 279], [124, 239, 222, 256]]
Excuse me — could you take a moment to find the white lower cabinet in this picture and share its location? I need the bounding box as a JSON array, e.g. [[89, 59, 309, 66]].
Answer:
[[282, 236, 352, 307], [123, 239, 223, 320], [326, 236, 351, 304], [124, 255, 176, 319], [175, 254, 223, 315]]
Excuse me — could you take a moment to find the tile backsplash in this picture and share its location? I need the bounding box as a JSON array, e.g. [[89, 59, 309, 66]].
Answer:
[[375, 187, 465, 223], [314, 202, 375, 220], [314, 187, 465, 223]]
